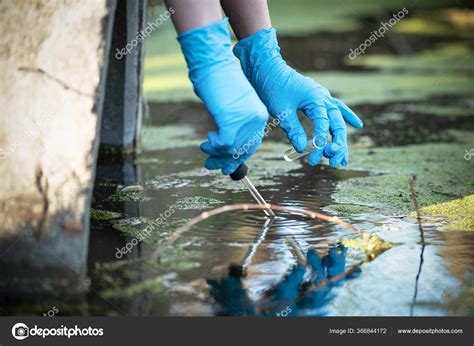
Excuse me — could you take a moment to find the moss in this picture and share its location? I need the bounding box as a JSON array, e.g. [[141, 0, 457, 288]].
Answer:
[[101, 277, 164, 299], [90, 208, 122, 221], [348, 44, 474, 74], [118, 185, 143, 193], [312, 68, 474, 106], [395, 10, 474, 38], [414, 195, 474, 231], [107, 191, 152, 202], [111, 217, 153, 236], [268, 0, 456, 34], [342, 233, 392, 259], [333, 174, 415, 215], [324, 203, 375, 215], [314, 43, 474, 106], [159, 247, 201, 271], [172, 196, 222, 210], [330, 144, 474, 216], [112, 222, 139, 235]]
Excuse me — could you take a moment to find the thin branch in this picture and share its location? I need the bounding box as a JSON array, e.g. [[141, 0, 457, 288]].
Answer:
[[409, 175, 426, 316], [409, 175, 425, 244]]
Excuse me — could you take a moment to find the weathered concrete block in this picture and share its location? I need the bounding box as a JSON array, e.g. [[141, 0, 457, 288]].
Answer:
[[0, 0, 117, 293]]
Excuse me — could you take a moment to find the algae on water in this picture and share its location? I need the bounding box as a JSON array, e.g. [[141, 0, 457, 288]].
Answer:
[[342, 233, 392, 259], [100, 277, 164, 299], [414, 195, 474, 231], [108, 191, 152, 202], [329, 144, 474, 216], [172, 196, 222, 210], [90, 208, 122, 221]]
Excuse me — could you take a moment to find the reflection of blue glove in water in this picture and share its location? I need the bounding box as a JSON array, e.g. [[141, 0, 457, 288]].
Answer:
[[207, 266, 256, 316], [271, 264, 305, 302], [178, 18, 268, 175], [264, 264, 305, 316], [307, 248, 326, 285], [234, 28, 363, 167], [323, 245, 347, 279]]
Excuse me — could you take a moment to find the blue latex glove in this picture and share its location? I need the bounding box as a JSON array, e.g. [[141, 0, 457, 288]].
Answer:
[[233, 28, 363, 167], [178, 18, 268, 175]]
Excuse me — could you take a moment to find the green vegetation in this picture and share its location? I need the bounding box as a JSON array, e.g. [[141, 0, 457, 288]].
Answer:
[[342, 233, 392, 259], [415, 195, 474, 231], [172, 196, 222, 210], [328, 144, 474, 216], [313, 43, 474, 106], [268, 0, 456, 34], [107, 191, 152, 202], [111, 216, 156, 236], [101, 277, 164, 299], [90, 208, 121, 221]]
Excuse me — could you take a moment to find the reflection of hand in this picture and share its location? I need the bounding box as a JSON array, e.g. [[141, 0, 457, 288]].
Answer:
[[178, 18, 268, 175], [270, 264, 306, 302], [234, 28, 363, 167], [264, 264, 305, 317], [322, 245, 347, 278], [206, 266, 256, 316], [306, 248, 326, 285]]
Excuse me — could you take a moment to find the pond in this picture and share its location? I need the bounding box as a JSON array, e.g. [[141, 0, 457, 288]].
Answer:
[[87, 108, 473, 316]]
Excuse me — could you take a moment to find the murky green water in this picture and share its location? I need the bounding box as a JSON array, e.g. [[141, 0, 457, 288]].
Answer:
[[87, 114, 474, 316]]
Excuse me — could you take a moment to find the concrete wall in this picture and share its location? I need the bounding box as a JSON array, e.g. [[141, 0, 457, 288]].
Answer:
[[0, 0, 117, 293]]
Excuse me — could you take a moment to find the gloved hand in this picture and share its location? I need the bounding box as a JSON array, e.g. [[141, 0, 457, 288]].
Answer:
[[233, 28, 363, 167], [178, 18, 269, 175]]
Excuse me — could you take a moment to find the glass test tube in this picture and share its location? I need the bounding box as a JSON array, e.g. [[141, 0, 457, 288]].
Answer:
[[283, 137, 339, 162], [241, 176, 275, 217]]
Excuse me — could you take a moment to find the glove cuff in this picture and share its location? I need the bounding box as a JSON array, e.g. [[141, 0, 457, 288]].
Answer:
[[178, 17, 235, 84], [233, 28, 283, 86]]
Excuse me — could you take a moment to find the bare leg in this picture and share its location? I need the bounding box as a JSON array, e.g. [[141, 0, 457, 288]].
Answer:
[[165, 0, 223, 33], [220, 0, 271, 39]]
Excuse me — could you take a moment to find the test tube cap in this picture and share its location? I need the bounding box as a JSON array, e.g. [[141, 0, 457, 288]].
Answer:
[[230, 163, 248, 181], [324, 143, 340, 158]]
